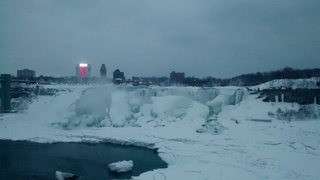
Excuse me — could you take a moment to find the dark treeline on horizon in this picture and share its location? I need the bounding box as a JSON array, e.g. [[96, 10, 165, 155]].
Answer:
[[184, 67, 320, 87]]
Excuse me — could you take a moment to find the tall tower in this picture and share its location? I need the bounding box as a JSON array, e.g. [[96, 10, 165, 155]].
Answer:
[[75, 63, 91, 78], [100, 64, 107, 78]]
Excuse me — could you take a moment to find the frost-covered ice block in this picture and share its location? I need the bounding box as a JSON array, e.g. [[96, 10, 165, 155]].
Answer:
[[108, 160, 133, 173], [55, 171, 79, 180]]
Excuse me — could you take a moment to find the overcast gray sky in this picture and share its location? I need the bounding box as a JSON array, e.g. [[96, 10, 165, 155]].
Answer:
[[0, 0, 319, 78]]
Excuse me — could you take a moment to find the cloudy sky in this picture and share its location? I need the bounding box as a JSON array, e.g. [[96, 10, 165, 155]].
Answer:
[[0, 0, 319, 78]]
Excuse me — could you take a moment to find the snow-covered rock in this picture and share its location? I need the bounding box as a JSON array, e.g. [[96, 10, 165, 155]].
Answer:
[[108, 160, 133, 173]]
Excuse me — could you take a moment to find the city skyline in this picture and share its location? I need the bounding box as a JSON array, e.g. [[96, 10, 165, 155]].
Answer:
[[1, 0, 319, 78]]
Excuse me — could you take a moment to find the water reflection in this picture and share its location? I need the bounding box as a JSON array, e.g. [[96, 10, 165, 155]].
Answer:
[[0, 140, 167, 179]]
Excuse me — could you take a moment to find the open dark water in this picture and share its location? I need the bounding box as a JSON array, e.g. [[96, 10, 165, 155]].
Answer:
[[0, 140, 167, 180]]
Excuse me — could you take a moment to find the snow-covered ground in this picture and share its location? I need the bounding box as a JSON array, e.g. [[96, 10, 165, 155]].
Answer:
[[0, 85, 319, 179]]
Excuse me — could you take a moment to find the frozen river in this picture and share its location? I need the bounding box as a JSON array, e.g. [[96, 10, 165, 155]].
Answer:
[[0, 140, 167, 179]]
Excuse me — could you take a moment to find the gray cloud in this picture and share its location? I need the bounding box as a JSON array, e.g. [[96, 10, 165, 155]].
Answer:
[[0, 0, 319, 78]]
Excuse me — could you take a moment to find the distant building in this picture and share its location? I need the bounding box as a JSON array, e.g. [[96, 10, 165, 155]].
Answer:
[[75, 63, 91, 78], [113, 69, 125, 83], [100, 64, 107, 78], [131, 76, 169, 86], [17, 69, 36, 79], [170, 71, 185, 84]]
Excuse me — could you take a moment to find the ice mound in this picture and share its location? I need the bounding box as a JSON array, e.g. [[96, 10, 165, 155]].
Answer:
[[75, 88, 111, 117], [109, 91, 133, 127], [108, 160, 133, 173], [151, 95, 209, 121], [206, 88, 244, 115]]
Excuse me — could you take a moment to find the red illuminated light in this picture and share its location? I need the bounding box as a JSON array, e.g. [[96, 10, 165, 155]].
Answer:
[[80, 66, 86, 77]]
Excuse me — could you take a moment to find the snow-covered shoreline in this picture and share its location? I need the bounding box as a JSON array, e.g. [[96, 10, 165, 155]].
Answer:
[[0, 85, 319, 179]]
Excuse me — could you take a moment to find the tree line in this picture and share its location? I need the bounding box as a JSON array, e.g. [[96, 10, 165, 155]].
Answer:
[[184, 67, 320, 87]]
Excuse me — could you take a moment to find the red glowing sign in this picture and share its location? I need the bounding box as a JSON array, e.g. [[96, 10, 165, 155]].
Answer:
[[80, 66, 86, 78]]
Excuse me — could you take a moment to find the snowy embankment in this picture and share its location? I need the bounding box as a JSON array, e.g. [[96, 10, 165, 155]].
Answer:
[[0, 85, 320, 179], [252, 78, 319, 90]]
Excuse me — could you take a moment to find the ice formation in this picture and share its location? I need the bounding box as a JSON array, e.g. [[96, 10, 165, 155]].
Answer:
[[108, 160, 133, 173], [62, 86, 246, 128], [55, 171, 79, 180]]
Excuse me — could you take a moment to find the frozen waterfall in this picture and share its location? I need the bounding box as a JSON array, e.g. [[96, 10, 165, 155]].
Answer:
[[61, 86, 247, 128]]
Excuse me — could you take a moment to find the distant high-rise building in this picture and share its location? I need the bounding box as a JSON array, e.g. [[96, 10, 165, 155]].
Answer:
[[100, 64, 107, 78], [113, 69, 125, 80], [170, 71, 185, 84], [17, 69, 36, 79], [75, 63, 91, 78]]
